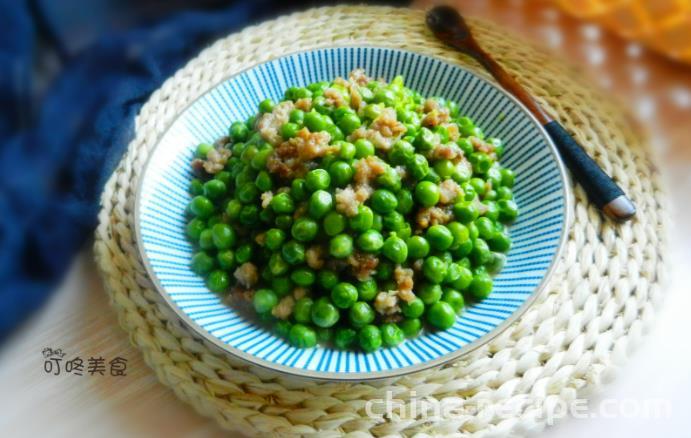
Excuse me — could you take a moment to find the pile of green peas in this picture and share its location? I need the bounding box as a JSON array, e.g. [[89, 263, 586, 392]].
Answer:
[[185, 71, 518, 352]]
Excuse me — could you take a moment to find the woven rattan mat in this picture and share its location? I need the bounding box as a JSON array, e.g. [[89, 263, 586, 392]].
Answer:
[[94, 6, 668, 436]]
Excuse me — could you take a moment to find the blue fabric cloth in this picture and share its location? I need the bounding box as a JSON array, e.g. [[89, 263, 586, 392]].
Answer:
[[0, 0, 325, 340]]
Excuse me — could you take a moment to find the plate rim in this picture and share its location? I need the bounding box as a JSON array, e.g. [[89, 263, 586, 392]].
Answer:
[[134, 45, 573, 381]]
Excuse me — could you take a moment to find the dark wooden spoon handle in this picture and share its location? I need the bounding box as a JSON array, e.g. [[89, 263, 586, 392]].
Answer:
[[426, 5, 636, 221]]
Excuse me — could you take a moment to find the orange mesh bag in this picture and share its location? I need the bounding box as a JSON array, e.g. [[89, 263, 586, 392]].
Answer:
[[555, 0, 691, 63]]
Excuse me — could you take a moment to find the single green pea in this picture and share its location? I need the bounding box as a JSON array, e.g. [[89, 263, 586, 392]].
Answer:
[[373, 88, 395, 106], [396, 190, 414, 215], [354, 139, 375, 158], [475, 217, 496, 241], [331, 282, 359, 309], [471, 238, 492, 266], [311, 298, 340, 328], [235, 182, 258, 204], [289, 178, 308, 202], [198, 229, 214, 250], [357, 229, 384, 253], [338, 112, 361, 135], [350, 205, 374, 232], [358, 325, 382, 352], [329, 234, 353, 259], [274, 214, 293, 230], [258, 98, 274, 113], [250, 147, 273, 170], [422, 168, 441, 184], [376, 261, 394, 280], [308, 190, 333, 219], [453, 201, 479, 224], [498, 199, 519, 223], [329, 160, 354, 187], [380, 323, 405, 347], [291, 217, 318, 242], [382, 211, 406, 232], [469, 269, 493, 300], [349, 301, 375, 327], [488, 232, 512, 253], [281, 240, 305, 265], [357, 279, 378, 302], [467, 222, 479, 240], [254, 170, 273, 192], [362, 103, 383, 120], [334, 327, 358, 349], [500, 168, 515, 187], [291, 267, 316, 286], [447, 222, 470, 250], [444, 262, 463, 284], [401, 297, 425, 318], [326, 124, 344, 142], [202, 179, 226, 200], [375, 167, 402, 191], [450, 265, 473, 290], [469, 152, 492, 174], [333, 106, 355, 121], [305, 168, 330, 192], [486, 166, 503, 189], [442, 288, 465, 314], [372, 213, 383, 232], [418, 283, 443, 305], [191, 252, 215, 275], [289, 324, 317, 348], [485, 252, 506, 275], [206, 270, 229, 292], [304, 110, 327, 132], [211, 223, 236, 249], [271, 276, 293, 297], [371, 189, 398, 214], [496, 186, 513, 201], [423, 256, 448, 284], [195, 142, 213, 158], [229, 122, 249, 142], [234, 243, 253, 264], [323, 211, 347, 236], [434, 159, 455, 178], [265, 228, 286, 251], [426, 224, 454, 251], [427, 301, 456, 330], [186, 218, 206, 240], [225, 199, 242, 219], [190, 196, 215, 218], [399, 318, 422, 338], [253, 288, 278, 314], [293, 297, 314, 323], [239, 205, 259, 226], [414, 127, 437, 152], [483, 201, 500, 221], [469, 177, 487, 197], [407, 235, 430, 259], [289, 109, 305, 124], [189, 178, 204, 196], [318, 270, 339, 290], [280, 122, 300, 139], [382, 234, 408, 264], [406, 153, 429, 180], [415, 181, 440, 207], [389, 140, 415, 165], [338, 141, 356, 160], [261, 266, 274, 283]]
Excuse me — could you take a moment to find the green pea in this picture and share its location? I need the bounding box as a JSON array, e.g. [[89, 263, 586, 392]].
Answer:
[[305, 169, 330, 192], [311, 298, 340, 328], [471, 238, 491, 266], [289, 109, 305, 124], [453, 201, 479, 224], [373, 88, 395, 106], [382, 234, 408, 264], [444, 262, 463, 284], [427, 301, 456, 329], [329, 234, 353, 259], [469, 177, 487, 197], [469, 269, 493, 300], [265, 228, 286, 251], [358, 325, 382, 352], [349, 205, 374, 232], [271, 276, 293, 297], [354, 139, 375, 158], [189, 178, 204, 196], [282, 240, 305, 265], [363, 103, 383, 120], [376, 167, 402, 191], [488, 232, 512, 253], [251, 147, 273, 170], [498, 199, 519, 223], [418, 283, 443, 305], [357, 230, 384, 253], [447, 222, 470, 249], [195, 142, 213, 158], [380, 323, 405, 347], [206, 270, 229, 292], [357, 279, 378, 302], [389, 140, 415, 165], [500, 168, 515, 187], [316, 327, 333, 342], [329, 160, 353, 187], [399, 318, 422, 338], [423, 256, 448, 284], [414, 127, 437, 152], [396, 190, 414, 215], [291, 217, 318, 242], [191, 251, 215, 275], [274, 214, 293, 230], [485, 252, 506, 275], [372, 213, 383, 231], [376, 262, 394, 280], [186, 218, 206, 240], [423, 168, 441, 184], [217, 250, 235, 270], [280, 122, 300, 139], [225, 199, 242, 219], [382, 211, 405, 232], [415, 181, 440, 207], [201, 179, 225, 200], [426, 224, 454, 251], [338, 141, 356, 160], [496, 186, 513, 201], [406, 154, 429, 180], [320, 212, 345, 237], [239, 205, 259, 226], [258, 98, 274, 113], [349, 302, 375, 327], [275, 320, 292, 338], [334, 327, 358, 349], [434, 159, 455, 178], [484, 201, 500, 221], [331, 282, 359, 309], [198, 229, 214, 250], [326, 124, 344, 142], [308, 190, 333, 219], [407, 235, 430, 259], [338, 112, 361, 135], [293, 298, 314, 323], [442, 288, 465, 314], [318, 270, 339, 290], [289, 324, 317, 348], [401, 297, 425, 318], [253, 288, 278, 314], [475, 217, 496, 240], [234, 243, 253, 264], [304, 110, 327, 132], [371, 189, 398, 214], [291, 267, 316, 286], [229, 122, 249, 142], [211, 223, 236, 249], [190, 196, 214, 218], [450, 265, 473, 290]]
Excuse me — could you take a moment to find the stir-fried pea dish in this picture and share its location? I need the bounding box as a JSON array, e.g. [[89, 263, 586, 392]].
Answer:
[[186, 69, 518, 352]]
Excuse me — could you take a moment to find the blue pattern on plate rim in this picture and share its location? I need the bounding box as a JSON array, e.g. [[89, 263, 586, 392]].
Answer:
[[136, 47, 569, 380]]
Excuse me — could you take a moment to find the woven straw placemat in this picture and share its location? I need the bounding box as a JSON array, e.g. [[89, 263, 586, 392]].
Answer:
[[94, 6, 668, 436]]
